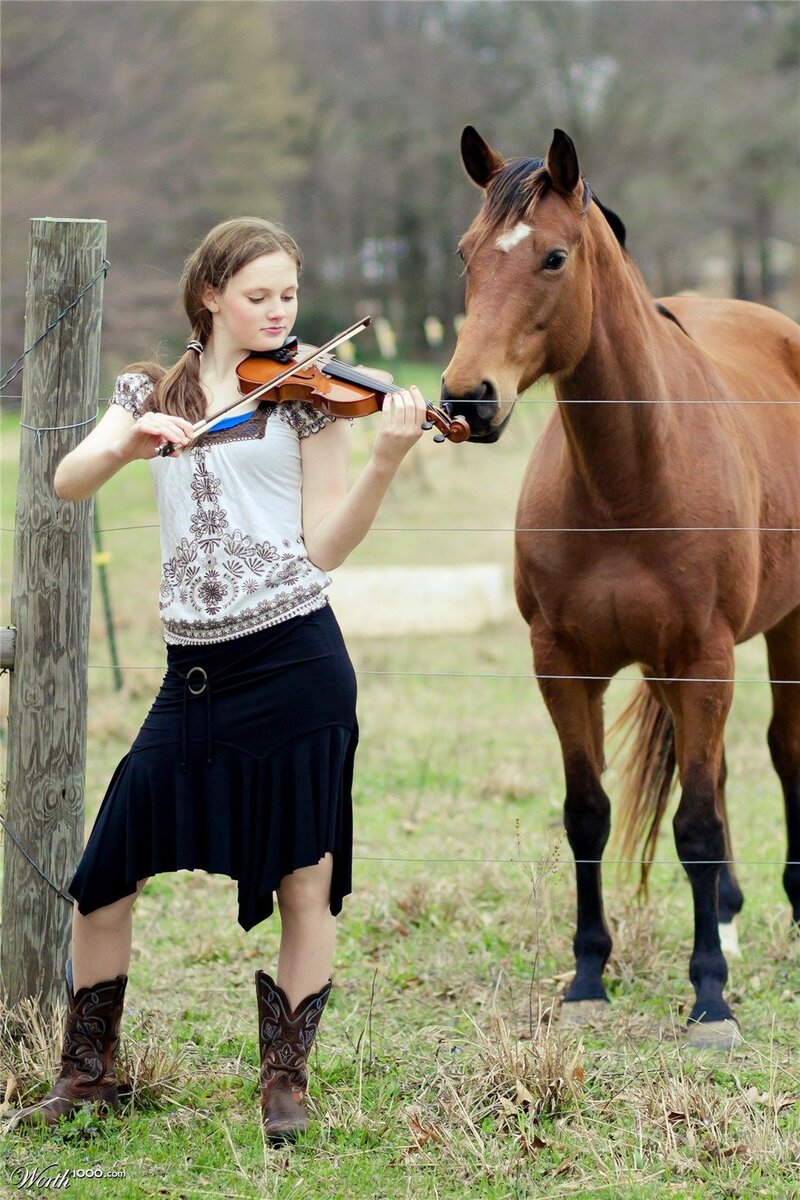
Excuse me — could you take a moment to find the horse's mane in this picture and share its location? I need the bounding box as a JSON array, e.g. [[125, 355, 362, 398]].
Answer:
[[482, 157, 548, 226], [472, 155, 627, 254]]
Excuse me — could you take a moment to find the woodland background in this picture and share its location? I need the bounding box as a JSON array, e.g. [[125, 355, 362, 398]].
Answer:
[[2, 0, 799, 379]]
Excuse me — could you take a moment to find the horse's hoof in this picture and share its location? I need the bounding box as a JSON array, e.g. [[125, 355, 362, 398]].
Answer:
[[559, 999, 610, 1026], [686, 1019, 742, 1050]]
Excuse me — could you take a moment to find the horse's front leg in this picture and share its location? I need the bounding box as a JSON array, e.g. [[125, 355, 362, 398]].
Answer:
[[665, 645, 740, 1048], [532, 622, 612, 1016]]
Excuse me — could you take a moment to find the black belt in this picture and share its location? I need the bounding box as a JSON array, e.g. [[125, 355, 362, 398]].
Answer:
[[175, 664, 212, 772]]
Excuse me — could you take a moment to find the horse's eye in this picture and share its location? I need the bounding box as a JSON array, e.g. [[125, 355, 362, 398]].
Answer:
[[456, 247, 465, 262], [542, 250, 567, 272]]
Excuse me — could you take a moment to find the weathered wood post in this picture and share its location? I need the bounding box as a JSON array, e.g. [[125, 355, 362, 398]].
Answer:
[[1, 218, 106, 1017]]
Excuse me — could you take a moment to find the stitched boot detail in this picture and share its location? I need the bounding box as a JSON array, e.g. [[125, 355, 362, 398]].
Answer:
[[5, 962, 127, 1128], [255, 970, 331, 1142]]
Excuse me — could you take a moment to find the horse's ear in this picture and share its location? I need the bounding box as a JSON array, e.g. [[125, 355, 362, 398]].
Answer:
[[461, 126, 505, 188], [546, 129, 581, 195]]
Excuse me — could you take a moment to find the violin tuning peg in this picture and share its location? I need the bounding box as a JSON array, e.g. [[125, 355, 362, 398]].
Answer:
[[421, 420, 434, 431], [433, 432, 446, 444]]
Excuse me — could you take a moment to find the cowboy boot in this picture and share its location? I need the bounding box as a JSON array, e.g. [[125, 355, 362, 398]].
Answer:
[[5, 959, 127, 1128], [255, 970, 331, 1142]]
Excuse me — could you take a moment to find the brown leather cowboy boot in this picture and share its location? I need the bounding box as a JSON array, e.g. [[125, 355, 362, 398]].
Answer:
[[255, 970, 331, 1142], [5, 959, 127, 1128]]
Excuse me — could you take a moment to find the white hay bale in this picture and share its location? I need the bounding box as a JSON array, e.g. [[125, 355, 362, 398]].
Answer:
[[327, 563, 513, 637]]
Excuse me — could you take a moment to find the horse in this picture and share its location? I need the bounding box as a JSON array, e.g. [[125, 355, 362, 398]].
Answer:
[[441, 126, 800, 1048]]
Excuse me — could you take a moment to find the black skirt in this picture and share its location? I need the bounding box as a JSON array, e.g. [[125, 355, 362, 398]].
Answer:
[[68, 603, 358, 931]]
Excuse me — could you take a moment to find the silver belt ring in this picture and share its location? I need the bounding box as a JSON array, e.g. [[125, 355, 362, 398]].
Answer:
[[186, 666, 208, 696]]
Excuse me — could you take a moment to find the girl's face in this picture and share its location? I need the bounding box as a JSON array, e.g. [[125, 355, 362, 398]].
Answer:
[[202, 251, 299, 352]]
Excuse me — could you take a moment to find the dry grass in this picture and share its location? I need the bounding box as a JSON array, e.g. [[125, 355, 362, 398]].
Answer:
[[2, 397, 799, 1196], [0, 995, 65, 1112], [116, 1011, 191, 1108], [2, 875, 798, 1197], [447, 1009, 586, 1127], [0, 994, 189, 1115]]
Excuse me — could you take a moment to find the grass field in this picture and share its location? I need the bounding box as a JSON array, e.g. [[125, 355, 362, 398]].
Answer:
[[1, 368, 798, 1198]]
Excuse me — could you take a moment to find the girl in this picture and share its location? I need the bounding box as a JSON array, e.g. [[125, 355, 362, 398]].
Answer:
[[11, 217, 427, 1140]]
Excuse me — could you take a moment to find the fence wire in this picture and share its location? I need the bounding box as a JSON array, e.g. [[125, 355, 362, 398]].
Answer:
[[1, 798, 796, 914], [5, 523, 799, 535], [2, 361, 798, 902], [81, 663, 796, 684]]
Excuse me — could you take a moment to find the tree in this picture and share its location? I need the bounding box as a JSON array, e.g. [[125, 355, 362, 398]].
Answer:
[[3, 0, 797, 379], [1, 1, 313, 375]]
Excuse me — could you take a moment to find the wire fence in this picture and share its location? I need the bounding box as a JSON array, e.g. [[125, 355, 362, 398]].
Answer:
[[0, 804, 795, 913], [2, 288, 798, 909], [81, 663, 795, 685], [0, 259, 109, 392], [4, 523, 800, 535], [4, 392, 800, 405]]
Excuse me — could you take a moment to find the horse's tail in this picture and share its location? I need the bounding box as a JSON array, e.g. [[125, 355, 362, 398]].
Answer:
[[610, 683, 676, 895]]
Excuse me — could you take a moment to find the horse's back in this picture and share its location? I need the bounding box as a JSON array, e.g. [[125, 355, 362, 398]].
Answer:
[[659, 295, 800, 399]]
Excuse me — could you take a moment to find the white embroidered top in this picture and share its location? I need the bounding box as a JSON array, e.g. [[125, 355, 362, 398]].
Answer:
[[110, 371, 335, 645]]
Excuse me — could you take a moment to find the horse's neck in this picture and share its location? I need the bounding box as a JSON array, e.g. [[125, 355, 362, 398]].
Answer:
[[554, 224, 676, 513]]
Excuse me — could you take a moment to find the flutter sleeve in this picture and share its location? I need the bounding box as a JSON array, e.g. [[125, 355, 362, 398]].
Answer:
[[108, 372, 153, 418], [282, 400, 337, 438]]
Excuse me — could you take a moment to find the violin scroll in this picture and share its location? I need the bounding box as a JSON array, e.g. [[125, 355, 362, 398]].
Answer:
[[424, 405, 470, 444]]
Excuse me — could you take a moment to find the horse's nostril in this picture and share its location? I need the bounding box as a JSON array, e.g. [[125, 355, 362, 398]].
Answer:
[[475, 381, 497, 421]]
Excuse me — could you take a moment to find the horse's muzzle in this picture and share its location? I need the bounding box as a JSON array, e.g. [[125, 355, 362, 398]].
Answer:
[[440, 380, 504, 442]]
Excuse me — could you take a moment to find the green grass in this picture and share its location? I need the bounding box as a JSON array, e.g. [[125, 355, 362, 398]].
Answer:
[[2, 373, 799, 1198]]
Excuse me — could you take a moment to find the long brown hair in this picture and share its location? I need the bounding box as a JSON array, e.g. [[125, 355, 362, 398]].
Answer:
[[131, 218, 302, 424]]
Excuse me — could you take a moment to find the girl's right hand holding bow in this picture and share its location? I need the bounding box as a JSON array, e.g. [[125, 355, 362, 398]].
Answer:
[[54, 404, 195, 501], [120, 411, 195, 461]]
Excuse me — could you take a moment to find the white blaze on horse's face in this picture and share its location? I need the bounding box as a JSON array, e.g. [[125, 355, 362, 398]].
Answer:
[[495, 222, 533, 253], [448, 208, 583, 410]]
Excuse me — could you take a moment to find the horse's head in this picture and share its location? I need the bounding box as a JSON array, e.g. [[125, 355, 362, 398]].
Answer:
[[442, 127, 614, 442]]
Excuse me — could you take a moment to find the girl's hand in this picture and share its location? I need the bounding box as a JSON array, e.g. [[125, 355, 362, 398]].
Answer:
[[371, 386, 427, 471], [118, 411, 196, 461]]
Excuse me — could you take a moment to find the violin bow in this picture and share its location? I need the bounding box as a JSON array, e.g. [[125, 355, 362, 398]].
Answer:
[[155, 316, 372, 457]]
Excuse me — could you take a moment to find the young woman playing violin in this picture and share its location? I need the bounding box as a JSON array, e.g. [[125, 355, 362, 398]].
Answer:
[[11, 217, 429, 1141]]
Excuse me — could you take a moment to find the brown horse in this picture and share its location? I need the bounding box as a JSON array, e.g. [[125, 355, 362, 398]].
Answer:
[[442, 127, 800, 1047]]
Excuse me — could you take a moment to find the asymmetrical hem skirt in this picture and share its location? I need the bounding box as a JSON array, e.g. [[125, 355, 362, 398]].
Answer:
[[68, 603, 357, 931]]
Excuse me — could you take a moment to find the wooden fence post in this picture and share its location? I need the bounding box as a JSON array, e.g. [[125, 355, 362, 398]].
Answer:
[[1, 218, 106, 1017]]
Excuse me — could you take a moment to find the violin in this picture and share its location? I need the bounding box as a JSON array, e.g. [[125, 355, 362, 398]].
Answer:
[[236, 341, 470, 443], [156, 317, 470, 455]]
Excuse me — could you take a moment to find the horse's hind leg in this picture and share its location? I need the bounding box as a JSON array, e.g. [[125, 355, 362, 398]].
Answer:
[[532, 626, 612, 1017], [765, 608, 800, 925], [717, 749, 745, 956]]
